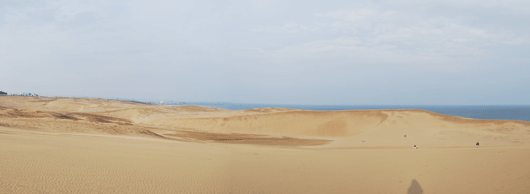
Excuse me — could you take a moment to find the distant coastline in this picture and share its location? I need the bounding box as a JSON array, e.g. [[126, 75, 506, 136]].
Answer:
[[2, 95, 529, 121], [165, 103, 530, 122]]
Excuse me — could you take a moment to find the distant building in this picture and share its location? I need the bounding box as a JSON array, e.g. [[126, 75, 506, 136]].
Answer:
[[0, 91, 7, 96]]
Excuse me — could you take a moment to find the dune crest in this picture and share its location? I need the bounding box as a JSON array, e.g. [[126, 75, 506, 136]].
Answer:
[[3, 96, 530, 193], [1, 96, 530, 148]]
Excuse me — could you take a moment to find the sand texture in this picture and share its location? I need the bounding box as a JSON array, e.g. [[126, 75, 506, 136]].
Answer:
[[1, 96, 530, 193]]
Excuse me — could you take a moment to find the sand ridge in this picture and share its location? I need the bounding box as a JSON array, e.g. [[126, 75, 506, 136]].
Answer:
[[2, 96, 530, 193], [1, 96, 529, 148], [2, 127, 530, 193]]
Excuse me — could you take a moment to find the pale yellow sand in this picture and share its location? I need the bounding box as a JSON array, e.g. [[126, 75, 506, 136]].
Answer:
[[1, 96, 530, 193]]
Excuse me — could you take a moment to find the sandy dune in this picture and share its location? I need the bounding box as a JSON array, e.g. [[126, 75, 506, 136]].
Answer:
[[1, 96, 530, 193]]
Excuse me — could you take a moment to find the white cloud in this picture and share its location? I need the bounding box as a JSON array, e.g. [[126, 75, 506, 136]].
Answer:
[[250, 5, 527, 71], [251, 23, 321, 33], [1, 0, 529, 104], [315, 8, 392, 22]]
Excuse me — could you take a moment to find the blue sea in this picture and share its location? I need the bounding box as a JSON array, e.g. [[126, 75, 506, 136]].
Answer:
[[164, 102, 530, 122]]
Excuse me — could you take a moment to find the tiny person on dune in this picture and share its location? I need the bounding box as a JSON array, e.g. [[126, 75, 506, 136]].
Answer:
[[476, 142, 479, 148]]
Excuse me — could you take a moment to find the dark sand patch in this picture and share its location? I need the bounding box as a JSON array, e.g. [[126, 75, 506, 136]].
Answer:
[[165, 130, 332, 146]]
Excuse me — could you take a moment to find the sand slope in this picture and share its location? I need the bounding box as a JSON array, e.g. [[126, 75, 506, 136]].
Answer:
[[2, 127, 530, 194], [1, 96, 530, 193], [3, 96, 528, 148]]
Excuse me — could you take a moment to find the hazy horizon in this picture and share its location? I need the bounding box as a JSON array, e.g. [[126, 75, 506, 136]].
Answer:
[[2, 0, 529, 105], [7, 94, 530, 106]]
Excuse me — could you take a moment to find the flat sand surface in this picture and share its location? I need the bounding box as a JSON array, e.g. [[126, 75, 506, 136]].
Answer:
[[1, 96, 530, 193]]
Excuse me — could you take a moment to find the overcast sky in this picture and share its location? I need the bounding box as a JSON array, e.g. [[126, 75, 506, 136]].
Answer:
[[1, 0, 529, 104]]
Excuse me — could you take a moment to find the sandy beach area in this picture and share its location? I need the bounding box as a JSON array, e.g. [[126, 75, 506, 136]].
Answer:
[[1, 96, 530, 193]]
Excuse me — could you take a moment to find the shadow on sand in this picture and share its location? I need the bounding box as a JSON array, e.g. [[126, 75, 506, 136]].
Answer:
[[407, 179, 423, 194]]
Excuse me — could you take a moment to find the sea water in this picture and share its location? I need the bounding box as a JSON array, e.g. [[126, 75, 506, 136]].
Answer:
[[166, 103, 530, 122]]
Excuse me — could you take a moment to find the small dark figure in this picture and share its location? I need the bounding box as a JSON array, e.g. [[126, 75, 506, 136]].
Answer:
[[414, 145, 417, 149], [404, 135, 407, 137], [476, 142, 479, 148]]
